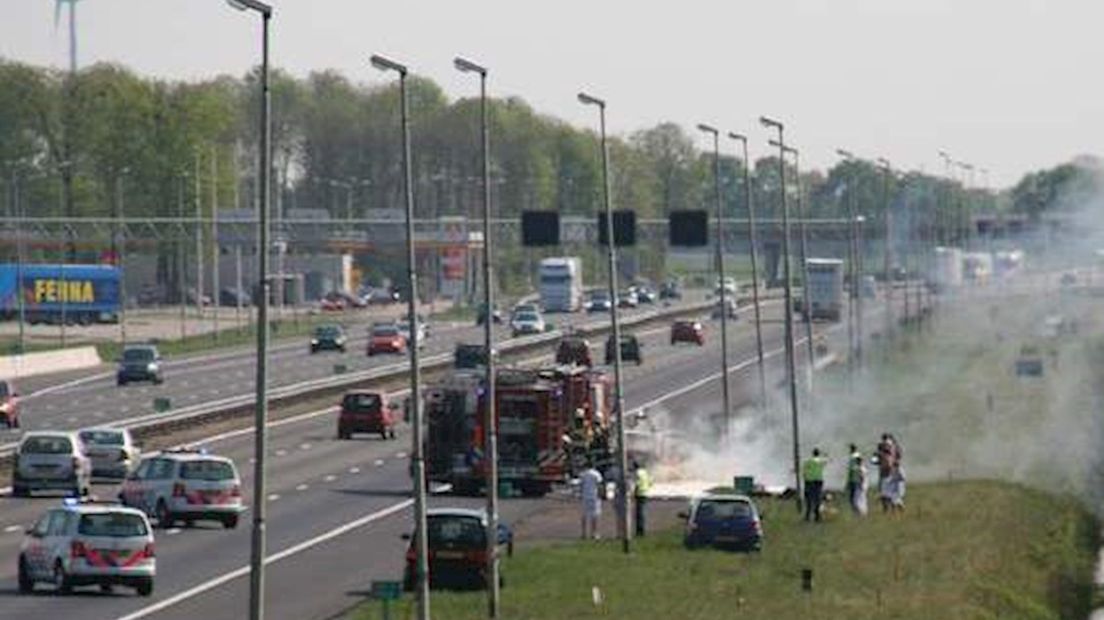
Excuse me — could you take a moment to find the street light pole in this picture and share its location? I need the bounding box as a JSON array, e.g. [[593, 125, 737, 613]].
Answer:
[[579, 91, 630, 554], [836, 149, 862, 373], [454, 55, 500, 619], [115, 168, 130, 346], [877, 157, 893, 345], [727, 132, 767, 407], [372, 53, 431, 620], [759, 116, 802, 512], [698, 124, 732, 440], [225, 3, 272, 620], [774, 143, 815, 393]]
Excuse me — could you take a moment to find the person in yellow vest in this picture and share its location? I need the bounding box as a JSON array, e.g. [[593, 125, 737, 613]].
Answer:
[[802, 448, 828, 522], [632, 460, 652, 536]]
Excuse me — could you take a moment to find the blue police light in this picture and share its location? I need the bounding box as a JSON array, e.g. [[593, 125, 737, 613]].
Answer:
[[63, 497, 80, 507]]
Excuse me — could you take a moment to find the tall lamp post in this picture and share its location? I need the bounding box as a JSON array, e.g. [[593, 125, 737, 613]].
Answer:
[[224, 3, 271, 620], [371, 53, 430, 620], [759, 116, 802, 511], [773, 143, 814, 390], [727, 132, 767, 406], [697, 124, 732, 441], [877, 157, 893, 344], [115, 167, 130, 346], [578, 91, 630, 554], [836, 149, 862, 373], [454, 55, 500, 619]]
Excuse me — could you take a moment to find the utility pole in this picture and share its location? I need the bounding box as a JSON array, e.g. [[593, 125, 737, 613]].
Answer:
[[760, 116, 802, 512], [116, 170, 129, 346], [728, 132, 767, 406], [775, 143, 815, 392], [698, 124, 732, 441], [211, 147, 220, 342], [177, 173, 187, 342], [13, 170, 25, 355], [195, 150, 204, 322], [878, 158, 893, 345]]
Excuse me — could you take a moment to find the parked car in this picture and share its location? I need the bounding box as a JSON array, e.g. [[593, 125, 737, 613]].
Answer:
[[670, 320, 705, 346], [364, 287, 400, 305], [0, 378, 20, 428], [78, 428, 140, 479], [337, 391, 399, 440], [454, 344, 489, 370], [368, 324, 407, 356], [218, 287, 252, 307], [310, 324, 348, 354], [555, 336, 593, 367], [119, 448, 244, 529], [18, 499, 155, 596], [584, 290, 612, 314], [659, 281, 683, 300], [617, 289, 639, 309], [402, 508, 513, 591], [606, 334, 643, 365], [117, 345, 164, 386], [680, 492, 762, 551], [11, 432, 92, 498], [319, 297, 346, 312], [511, 311, 545, 337]]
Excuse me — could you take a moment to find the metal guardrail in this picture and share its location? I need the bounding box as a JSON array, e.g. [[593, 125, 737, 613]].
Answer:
[[0, 299, 714, 461]]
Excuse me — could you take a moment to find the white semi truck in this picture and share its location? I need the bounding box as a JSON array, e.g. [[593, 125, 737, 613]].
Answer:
[[804, 258, 844, 322], [931, 247, 964, 292], [538, 257, 583, 312]]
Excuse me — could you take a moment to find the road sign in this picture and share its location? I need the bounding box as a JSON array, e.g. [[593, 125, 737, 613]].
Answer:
[[371, 580, 402, 601]]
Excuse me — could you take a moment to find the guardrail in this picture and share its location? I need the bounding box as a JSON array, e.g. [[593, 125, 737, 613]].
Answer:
[[0, 298, 716, 462]]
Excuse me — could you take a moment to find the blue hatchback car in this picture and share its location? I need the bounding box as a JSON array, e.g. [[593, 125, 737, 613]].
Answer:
[[681, 493, 763, 551]]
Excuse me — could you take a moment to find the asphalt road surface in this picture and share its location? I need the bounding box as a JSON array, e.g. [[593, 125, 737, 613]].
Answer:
[[0, 291, 908, 620]]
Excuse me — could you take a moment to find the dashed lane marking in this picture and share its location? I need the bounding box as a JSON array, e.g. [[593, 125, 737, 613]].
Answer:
[[295, 484, 308, 492]]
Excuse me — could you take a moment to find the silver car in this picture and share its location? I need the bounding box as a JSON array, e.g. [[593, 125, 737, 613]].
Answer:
[[78, 428, 140, 479], [11, 432, 91, 498], [119, 448, 244, 529], [18, 499, 155, 596]]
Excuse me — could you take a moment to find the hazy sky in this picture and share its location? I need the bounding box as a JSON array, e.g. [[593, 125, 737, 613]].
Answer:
[[2, 0, 1100, 187]]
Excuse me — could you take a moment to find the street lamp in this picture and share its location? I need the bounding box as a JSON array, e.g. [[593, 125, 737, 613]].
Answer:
[[726, 132, 767, 407], [771, 142, 815, 393], [371, 52, 430, 620], [697, 123, 732, 442], [454, 54, 501, 619], [877, 157, 893, 343], [835, 149, 863, 373], [758, 115, 802, 512], [578, 90, 630, 554], [224, 2, 271, 620], [115, 166, 131, 347]]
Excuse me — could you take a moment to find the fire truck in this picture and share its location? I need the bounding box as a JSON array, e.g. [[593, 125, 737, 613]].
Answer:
[[425, 366, 614, 496]]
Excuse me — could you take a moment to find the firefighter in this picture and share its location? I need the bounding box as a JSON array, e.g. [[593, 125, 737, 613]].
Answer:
[[802, 448, 828, 522], [632, 459, 652, 536], [565, 409, 591, 474]]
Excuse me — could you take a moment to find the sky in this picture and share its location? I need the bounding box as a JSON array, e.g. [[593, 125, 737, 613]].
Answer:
[[1, 0, 1100, 188]]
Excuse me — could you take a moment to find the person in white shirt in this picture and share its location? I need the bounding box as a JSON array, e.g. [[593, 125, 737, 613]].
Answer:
[[579, 462, 604, 540]]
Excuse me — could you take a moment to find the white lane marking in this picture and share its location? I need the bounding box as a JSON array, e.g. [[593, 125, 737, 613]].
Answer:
[[299, 443, 312, 450], [120, 406, 131, 413], [67, 416, 78, 424], [183, 407, 339, 447], [24, 371, 115, 400], [4, 525, 22, 533], [348, 467, 360, 474], [395, 452, 407, 459], [275, 449, 288, 457], [295, 484, 308, 491], [373, 459, 385, 467], [113, 500, 412, 620], [93, 411, 106, 418], [166, 528, 182, 536], [267, 494, 280, 502], [323, 475, 336, 482]]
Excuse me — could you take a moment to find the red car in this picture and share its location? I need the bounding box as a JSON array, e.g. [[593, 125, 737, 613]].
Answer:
[[670, 320, 705, 346], [367, 324, 407, 356], [0, 379, 18, 428], [337, 390, 398, 440], [320, 297, 346, 312]]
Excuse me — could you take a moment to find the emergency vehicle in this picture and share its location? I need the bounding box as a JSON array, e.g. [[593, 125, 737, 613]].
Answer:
[[18, 498, 155, 596], [119, 448, 244, 529], [425, 366, 614, 497]]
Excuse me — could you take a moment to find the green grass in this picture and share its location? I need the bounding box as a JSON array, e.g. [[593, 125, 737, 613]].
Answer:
[[350, 481, 1098, 620]]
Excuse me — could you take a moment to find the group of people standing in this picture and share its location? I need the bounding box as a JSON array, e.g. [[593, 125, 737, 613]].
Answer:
[[802, 433, 906, 521], [578, 459, 652, 540]]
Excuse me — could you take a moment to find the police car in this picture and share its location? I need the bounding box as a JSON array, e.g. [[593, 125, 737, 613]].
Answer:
[[18, 498, 155, 596], [119, 448, 244, 529]]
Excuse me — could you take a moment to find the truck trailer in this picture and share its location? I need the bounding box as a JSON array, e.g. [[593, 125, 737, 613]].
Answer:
[[538, 257, 583, 312], [0, 263, 121, 325], [804, 258, 844, 322]]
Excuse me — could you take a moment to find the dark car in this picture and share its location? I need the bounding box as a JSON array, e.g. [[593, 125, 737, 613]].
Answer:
[[337, 391, 398, 440], [454, 344, 489, 369], [605, 334, 643, 366], [555, 337, 593, 367], [403, 508, 513, 591], [476, 304, 504, 326], [584, 290, 612, 314], [659, 281, 682, 300], [634, 285, 658, 304], [311, 324, 348, 353], [681, 493, 762, 551], [116, 345, 163, 386], [670, 320, 705, 346], [218, 287, 252, 307]]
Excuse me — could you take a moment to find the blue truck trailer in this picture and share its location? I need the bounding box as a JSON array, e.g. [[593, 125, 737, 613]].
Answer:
[[0, 264, 121, 325]]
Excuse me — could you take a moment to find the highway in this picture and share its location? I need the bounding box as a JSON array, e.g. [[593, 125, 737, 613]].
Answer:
[[0, 298, 705, 447], [0, 290, 907, 620]]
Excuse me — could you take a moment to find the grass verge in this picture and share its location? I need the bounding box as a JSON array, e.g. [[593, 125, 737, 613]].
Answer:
[[349, 480, 1097, 620]]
